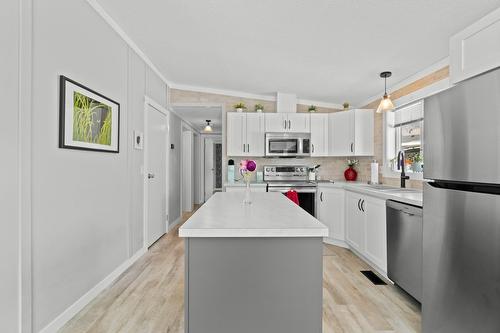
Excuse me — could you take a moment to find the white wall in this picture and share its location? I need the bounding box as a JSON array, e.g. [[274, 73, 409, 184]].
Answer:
[[28, 0, 171, 331], [0, 0, 20, 331], [169, 113, 182, 225]]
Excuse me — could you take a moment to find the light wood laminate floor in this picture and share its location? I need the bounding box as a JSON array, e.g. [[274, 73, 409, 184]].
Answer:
[[61, 208, 421, 333]]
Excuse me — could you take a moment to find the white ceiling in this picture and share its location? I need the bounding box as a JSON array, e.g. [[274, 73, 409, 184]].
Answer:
[[172, 105, 223, 133], [97, 0, 500, 105]]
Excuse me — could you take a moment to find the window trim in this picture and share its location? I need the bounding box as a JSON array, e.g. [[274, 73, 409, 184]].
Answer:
[[382, 109, 424, 181]]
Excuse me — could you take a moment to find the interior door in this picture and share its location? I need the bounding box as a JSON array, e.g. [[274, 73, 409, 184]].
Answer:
[[146, 105, 168, 247], [329, 111, 353, 156], [204, 138, 214, 201], [245, 113, 265, 156]]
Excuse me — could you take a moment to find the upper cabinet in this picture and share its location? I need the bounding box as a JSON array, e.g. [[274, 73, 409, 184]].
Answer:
[[329, 109, 374, 156], [310, 114, 329, 156], [227, 112, 265, 156], [450, 7, 500, 84], [264, 113, 310, 133]]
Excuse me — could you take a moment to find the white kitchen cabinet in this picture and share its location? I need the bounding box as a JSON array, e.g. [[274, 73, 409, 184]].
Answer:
[[245, 113, 265, 156], [345, 190, 387, 275], [227, 112, 265, 156], [287, 114, 310, 133], [328, 109, 373, 156], [264, 113, 286, 132], [264, 113, 310, 133], [450, 7, 500, 84], [329, 111, 352, 156], [310, 114, 329, 156], [345, 191, 365, 252], [317, 186, 345, 244], [363, 195, 387, 272]]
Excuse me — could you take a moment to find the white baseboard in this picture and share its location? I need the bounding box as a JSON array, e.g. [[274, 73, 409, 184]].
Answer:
[[323, 237, 349, 249], [168, 216, 182, 232], [39, 247, 147, 333]]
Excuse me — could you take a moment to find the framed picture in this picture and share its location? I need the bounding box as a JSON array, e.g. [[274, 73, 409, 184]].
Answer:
[[59, 75, 120, 153]]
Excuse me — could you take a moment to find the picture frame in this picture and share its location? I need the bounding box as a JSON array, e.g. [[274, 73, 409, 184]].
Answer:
[[59, 75, 120, 153]]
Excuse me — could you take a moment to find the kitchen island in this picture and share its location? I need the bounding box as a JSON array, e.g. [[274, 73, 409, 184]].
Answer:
[[179, 192, 328, 333]]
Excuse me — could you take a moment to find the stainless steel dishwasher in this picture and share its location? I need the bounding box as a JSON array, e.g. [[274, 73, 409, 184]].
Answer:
[[386, 200, 423, 302]]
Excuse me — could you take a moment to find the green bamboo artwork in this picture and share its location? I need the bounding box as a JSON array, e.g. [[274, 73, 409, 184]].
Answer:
[[72, 91, 112, 145]]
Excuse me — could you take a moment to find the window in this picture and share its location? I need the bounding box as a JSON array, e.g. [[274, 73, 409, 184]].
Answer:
[[385, 101, 424, 175]]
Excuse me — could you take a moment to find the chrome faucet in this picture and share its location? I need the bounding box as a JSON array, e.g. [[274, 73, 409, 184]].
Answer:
[[397, 151, 410, 188]]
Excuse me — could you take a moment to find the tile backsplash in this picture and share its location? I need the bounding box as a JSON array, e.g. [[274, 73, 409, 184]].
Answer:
[[228, 156, 377, 183]]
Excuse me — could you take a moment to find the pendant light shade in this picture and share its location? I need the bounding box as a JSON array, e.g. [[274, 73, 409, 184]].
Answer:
[[203, 120, 213, 132], [376, 71, 395, 113]]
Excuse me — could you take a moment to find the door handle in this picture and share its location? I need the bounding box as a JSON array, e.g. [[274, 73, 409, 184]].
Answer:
[[284, 119, 287, 129], [357, 199, 361, 211], [247, 144, 250, 152], [350, 143, 354, 153], [243, 144, 246, 152], [361, 200, 365, 212], [148, 173, 155, 179], [320, 192, 323, 202], [288, 120, 291, 129]]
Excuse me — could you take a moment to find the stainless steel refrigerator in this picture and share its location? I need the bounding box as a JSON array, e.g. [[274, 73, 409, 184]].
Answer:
[[423, 68, 500, 333]]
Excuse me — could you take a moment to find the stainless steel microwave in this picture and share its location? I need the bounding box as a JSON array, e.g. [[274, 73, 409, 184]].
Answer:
[[265, 133, 311, 157]]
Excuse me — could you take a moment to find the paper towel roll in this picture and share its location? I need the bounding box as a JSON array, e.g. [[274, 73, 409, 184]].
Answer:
[[370, 160, 379, 184]]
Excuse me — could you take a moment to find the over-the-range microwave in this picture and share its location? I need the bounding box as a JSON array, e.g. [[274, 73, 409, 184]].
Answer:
[[265, 132, 311, 157]]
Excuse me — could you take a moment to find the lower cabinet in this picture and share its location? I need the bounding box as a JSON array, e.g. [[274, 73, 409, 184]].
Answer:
[[317, 187, 345, 244], [345, 190, 387, 275]]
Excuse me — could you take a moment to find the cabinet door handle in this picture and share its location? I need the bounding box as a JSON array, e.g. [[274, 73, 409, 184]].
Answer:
[[361, 200, 365, 212], [247, 144, 250, 152], [312, 144, 315, 153], [284, 119, 287, 129], [350, 143, 354, 153], [288, 120, 291, 129], [148, 173, 155, 179], [357, 199, 361, 211], [320, 192, 323, 202], [243, 144, 246, 152]]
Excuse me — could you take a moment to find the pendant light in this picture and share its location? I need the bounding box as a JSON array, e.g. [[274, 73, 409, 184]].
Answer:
[[376, 71, 395, 113], [203, 120, 213, 132]]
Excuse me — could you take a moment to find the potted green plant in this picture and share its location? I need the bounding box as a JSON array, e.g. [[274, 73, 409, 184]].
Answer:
[[254, 103, 264, 113], [409, 152, 423, 172], [308, 105, 317, 113], [234, 102, 247, 113], [343, 102, 350, 110]]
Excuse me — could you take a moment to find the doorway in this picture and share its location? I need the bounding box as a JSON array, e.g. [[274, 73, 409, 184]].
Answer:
[[204, 136, 222, 201], [144, 100, 169, 247]]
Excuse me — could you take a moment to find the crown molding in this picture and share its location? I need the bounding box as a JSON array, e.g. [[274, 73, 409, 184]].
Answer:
[[169, 83, 277, 102], [358, 56, 450, 108]]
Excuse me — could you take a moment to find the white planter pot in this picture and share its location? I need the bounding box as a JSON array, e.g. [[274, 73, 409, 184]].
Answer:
[[236, 108, 243, 113], [256, 109, 263, 113]]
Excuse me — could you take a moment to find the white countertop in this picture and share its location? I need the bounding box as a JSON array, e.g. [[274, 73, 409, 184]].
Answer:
[[179, 192, 328, 238], [316, 181, 423, 207]]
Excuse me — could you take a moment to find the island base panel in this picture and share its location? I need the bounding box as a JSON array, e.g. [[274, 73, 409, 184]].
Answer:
[[184, 237, 323, 333]]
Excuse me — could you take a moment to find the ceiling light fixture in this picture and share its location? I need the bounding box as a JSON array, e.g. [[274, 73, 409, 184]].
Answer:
[[203, 120, 213, 132], [376, 71, 395, 113]]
